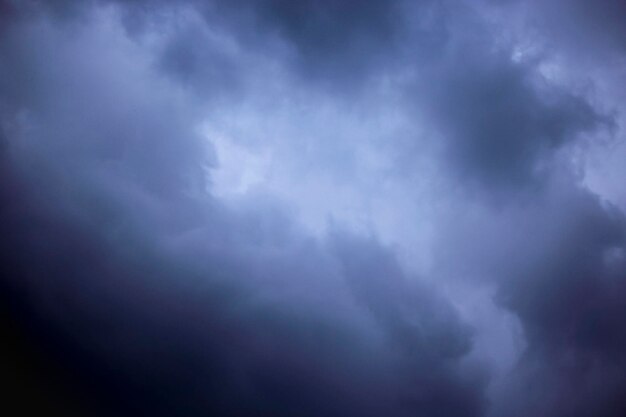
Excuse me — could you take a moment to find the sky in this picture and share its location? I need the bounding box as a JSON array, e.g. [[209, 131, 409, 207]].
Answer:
[[1, 1, 626, 416]]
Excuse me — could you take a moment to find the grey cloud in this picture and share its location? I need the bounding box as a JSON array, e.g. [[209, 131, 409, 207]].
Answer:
[[522, 0, 626, 60], [0, 154, 487, 416], [490, 187, 626, 417], [157, 21, 241, 98], [0, 3, 486, 416], [2, 1, 626, 416], [429, 55, 602, 190], [400, 2, 611, 195], [332, 232, 485, 417], [433, 177, 626, 417], [333, 232, 473, 361], [0, 7, 208, 202], [205, 0, 408, 87]]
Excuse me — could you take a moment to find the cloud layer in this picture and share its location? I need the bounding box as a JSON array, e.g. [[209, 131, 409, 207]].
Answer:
[[1, 1, 625, 416]]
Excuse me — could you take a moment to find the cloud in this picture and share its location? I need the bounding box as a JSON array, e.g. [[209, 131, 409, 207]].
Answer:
[[395, 2, 611, 195], [491, 185, 626, 417], [431, 174, 626, 417], [0, 3, 486, 416], [422, 52, 604, 191], [204, 0, 409, 87], [1, 1, 626, 416], [0, 153, 486, 416], [518, 0, 626, 60]]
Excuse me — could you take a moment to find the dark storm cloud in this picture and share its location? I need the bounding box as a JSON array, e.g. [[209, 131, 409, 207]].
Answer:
[[0, 3, 486, 416], [2, 0, 626, 416], [192, 0, 612, 193], [333, 233, 485, 417], [204, 0, 409, 86], [519, 0, 626, 60], [422, 50, 605, 191], [420, 3, 626, 414], [496, 190, 626, 354], [391, 1, 614, 194], [0, 155, 486, 416], [333, 233, 473, 360], [157, 21, 241, 97], [489, 186, 626, 417], [433, 176, 626, 417], [0, 5, 208, 202], [19, 0, 420, 92], [38, 0, 415, 91]]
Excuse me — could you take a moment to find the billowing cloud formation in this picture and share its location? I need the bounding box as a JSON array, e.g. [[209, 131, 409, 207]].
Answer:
[[1, 1, 625, 416], [433, 175, 626, 416], [422, 50, 604, 190], [494, 187, 626, 417]]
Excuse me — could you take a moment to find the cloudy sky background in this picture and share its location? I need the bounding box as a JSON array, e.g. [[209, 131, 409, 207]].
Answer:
[[1, 1, 626, 416]]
